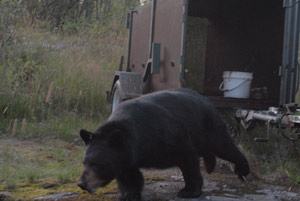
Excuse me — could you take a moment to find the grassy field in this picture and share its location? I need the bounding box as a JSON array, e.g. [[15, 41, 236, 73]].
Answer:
[[0, 138, 120, 201], [0, 21, 128, 200], [0, 25, 128, 138]]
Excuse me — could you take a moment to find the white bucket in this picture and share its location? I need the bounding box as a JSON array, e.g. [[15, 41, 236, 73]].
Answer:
[[219, 71, 253, 99]]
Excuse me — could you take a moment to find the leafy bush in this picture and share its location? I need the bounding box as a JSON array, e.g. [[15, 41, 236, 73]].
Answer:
[[22, 0, 139, 32], [0, 0, 136, 138]]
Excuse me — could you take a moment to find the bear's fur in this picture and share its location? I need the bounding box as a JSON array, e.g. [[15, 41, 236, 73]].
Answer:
[[78, 88, 249, 201]]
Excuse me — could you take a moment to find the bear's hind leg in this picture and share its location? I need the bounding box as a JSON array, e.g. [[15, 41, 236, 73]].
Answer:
[[203, 153, 216, 173], [212, 140, 249, 180], [177, 152, 203, 198], [116, 168, 144, 201]]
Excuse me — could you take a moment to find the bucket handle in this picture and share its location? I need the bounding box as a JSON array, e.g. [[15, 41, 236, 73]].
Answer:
[[219, 79, 250, 92]]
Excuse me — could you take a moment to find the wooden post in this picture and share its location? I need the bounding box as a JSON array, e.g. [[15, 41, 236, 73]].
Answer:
[[45, 82, 55, 104], [12, 119, 18, 136], [21, 118, 27, 133], [12, 82, 19, 98]]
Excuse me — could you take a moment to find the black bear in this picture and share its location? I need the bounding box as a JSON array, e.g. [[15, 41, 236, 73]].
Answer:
[[77, 88, 249, 201]]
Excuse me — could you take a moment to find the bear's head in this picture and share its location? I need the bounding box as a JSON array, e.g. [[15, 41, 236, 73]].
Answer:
[[77, 122, 132, 193]]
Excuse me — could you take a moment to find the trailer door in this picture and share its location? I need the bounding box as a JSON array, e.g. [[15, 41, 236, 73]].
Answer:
[[149, 0, 187, 91], [280, 0, 300, 105]]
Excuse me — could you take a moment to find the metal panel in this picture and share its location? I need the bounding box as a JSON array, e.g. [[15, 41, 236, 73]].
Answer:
[[184, 17, 209, 93], [126, 9, 136, 72], [129, 3, 152, 75], [149, 0, 157, 58], [151, 42, 161, 74], [115, 72, 143, 99], [280, 0, 300, 105], [208, 96, 277, 110], [150, 0, 185, 91]]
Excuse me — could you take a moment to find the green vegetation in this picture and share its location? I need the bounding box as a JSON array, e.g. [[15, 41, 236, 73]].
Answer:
[[0, 26, 121, 136], [0, 1, 136, 199], [0, 138, 121, 200], [231, 125, 300, 185], [0, 0, 138, 139]]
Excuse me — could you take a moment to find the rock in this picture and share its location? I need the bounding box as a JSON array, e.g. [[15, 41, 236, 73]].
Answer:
[[34, 192, 78, 201], [42, 183, 57, 189], [0, 192, 15, 201], [73, 138, 83, 145]]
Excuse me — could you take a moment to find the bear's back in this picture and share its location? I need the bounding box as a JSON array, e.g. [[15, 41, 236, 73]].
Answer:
[[110, 88, 227, 142]]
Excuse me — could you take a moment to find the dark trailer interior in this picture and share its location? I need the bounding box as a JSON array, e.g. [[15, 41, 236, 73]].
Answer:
[[115, 0, 300, 111], [185, 0, 285, 109]]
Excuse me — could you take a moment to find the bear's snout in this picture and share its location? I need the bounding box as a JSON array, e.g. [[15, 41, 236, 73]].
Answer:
[[77, 180, 88, 191], [77, 180, 95, 193]]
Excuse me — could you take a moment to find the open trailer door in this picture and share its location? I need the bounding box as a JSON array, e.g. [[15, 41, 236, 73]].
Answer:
[[126, 0, 187, 92], [280, 0, 300, 105], [235, 0, 300, 142], [146, 0, 187, 91]]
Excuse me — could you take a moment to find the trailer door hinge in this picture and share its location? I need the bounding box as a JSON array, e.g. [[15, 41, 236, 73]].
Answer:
[[283, 0, 299, 8], [126, 13, 130, 29], [283, 0, 292, 8], [182, 0, 188, 22], [182, 14, 186, 22], [180, 55, 184, 65], [279, 66, 282, 76], [178, 72, 184, 81]]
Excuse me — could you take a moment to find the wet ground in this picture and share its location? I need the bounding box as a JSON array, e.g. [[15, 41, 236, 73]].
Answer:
[[140, 167, 300, 201], [34, 165, 300, 201]]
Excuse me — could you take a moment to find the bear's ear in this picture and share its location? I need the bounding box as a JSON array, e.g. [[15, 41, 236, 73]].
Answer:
[[80, 129, 94, 145]]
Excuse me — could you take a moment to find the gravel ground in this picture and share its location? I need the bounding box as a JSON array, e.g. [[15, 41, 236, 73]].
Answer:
[[140, 166, 300, 201]]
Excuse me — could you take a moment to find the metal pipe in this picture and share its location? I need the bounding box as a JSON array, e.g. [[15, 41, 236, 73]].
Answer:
[[288, 0, 296, 102], [281, 0, 291, 105], [291, 0, 300, 101], [280, 0, 300, 104], [251, 112, 281, 124], [119, 56, 124, 71], [254, 120, 271, 142], [179, 0, 189, 88], [149, 0, 156, 58], [126, 9, 136, 72]]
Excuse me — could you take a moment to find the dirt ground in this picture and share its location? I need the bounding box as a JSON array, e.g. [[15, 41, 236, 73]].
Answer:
[[140, 166, 300, 201], [34, 163, 300, 201], [1, 138, 300, 201]]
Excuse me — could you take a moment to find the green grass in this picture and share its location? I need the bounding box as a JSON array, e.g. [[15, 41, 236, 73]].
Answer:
[[231, 123, 300, 184], [0, 20, 126, 200], [0, 25, 127, 138], [0, 138, 83, 189], [0, 137, 120, 200], [223, 112, 300, 185], [18, 114, 101, 141]]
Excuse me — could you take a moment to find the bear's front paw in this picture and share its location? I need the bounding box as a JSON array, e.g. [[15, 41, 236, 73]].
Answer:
[[235, 164, 250, 181], [119, 194, 141, 201], [177, 187, 202, 198]]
